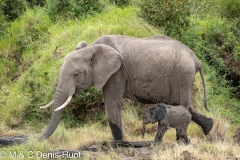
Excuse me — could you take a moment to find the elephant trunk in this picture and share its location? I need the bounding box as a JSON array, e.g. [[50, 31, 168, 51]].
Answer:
[[39, 90, 67, 140], [142, 123, 146, 138]]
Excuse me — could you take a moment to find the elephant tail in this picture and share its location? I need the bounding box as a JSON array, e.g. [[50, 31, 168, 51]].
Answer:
[[199, 65, 209, 112]]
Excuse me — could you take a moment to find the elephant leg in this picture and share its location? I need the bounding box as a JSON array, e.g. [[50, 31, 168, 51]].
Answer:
[[189, 107, 214, 135], [176, 127, 190, 144], [106, 105, 123, 141], [178, 75, 213, 135], [154, 121, 168, 142], [103, 72, 125, 141]]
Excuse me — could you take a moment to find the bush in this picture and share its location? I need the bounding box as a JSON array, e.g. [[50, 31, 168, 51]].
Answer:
[[26, 0, 46, 8], [220, 0, 240, 19], [0, 0, 46, 21], [110, 0, 130, 8], [46, 0, 103, 21], [139, 0, 192, 37], [202, 18, 240, 93], [0, 5, 8, 37], [179, 16, 240, 98], [2, 0, 27, 21]]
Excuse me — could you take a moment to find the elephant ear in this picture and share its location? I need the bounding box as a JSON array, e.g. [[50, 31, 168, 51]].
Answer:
[[76, 41, 88, 50], [83, 44, 123, 90], [153, 105, 167, 122]]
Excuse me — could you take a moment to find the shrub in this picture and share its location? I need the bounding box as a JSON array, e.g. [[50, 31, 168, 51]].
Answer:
[[0, 4, 8, 37], [45, 0, 103, 21], [179, 16, 240, 99], [110, 0, 130, 8], [0, 0, 46, 21], [139, 0, 192, 37], [203, 19, 240, 97], [220, 0, 240, 19], [2, 0, 27, 21], [26, 0, 46, 8]]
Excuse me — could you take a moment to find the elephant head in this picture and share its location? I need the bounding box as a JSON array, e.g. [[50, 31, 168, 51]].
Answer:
[[39, 43, 123, 140], [142, 105, 166, 138]]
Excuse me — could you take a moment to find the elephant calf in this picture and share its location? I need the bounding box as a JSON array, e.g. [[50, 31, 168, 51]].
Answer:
[[142, 104, 192, 144]]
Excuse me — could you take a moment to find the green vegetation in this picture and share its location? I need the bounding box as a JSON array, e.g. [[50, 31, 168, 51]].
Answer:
[[0, 0, 240, 158], [45, 0, 104, 21], [139, 0, 191, 37], [110, 0, 130, 8]]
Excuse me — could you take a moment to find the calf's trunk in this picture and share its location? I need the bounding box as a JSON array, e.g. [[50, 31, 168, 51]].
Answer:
[[142, 123, 146, 138]]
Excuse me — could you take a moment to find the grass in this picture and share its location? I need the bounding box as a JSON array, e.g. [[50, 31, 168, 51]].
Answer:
[[1, 106, 239, 159]]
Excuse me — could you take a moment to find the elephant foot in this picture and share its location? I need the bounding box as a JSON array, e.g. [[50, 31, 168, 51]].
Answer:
[[108, 121, 123, 141], [189, 107, 214, 135], [183, 137, 190, 144], [200, 117, 214, 135], [176, 137, 190, 145]]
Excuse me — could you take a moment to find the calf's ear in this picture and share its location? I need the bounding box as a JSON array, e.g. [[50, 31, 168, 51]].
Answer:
[[76, 41, 88, 50], [153, 105, 166, 122]]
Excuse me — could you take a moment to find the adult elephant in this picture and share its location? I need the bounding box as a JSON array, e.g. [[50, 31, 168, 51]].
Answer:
[[39, 35, 214, 140]]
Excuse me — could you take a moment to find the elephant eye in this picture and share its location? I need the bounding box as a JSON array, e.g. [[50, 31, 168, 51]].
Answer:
[[74, 72, 79, 78]]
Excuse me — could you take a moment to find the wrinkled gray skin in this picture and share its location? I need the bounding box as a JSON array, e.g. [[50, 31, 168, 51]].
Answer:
[[142, 104, 192, 144], [39, 35, 214, 140]]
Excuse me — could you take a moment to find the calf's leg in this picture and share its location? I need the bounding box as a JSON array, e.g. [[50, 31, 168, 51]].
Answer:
[[176, 127, 190, 144], [154, 121, 168, 142]]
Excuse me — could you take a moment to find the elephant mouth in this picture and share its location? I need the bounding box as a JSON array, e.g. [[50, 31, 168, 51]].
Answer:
[[73, 90, 77, 98], [73, 86, 80, 98], [74, 84, 89, 97]]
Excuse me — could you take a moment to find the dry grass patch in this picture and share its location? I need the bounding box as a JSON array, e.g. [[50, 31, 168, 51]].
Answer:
[[233, 124, 240, 144], [150, 139, 240, 160], [122, 104, 143, 140], [46, 123, 113, 150], [1, 102, 239, 160], [207, 114, 230, 142], [1, 105, 240, 160]]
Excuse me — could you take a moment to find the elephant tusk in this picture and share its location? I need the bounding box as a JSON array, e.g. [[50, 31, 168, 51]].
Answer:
[[40, 100, 54, 109], [54, 95, 73, 112]]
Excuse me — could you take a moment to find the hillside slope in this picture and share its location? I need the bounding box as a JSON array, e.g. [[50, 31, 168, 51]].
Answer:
[[0, 6, 163, 129]]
